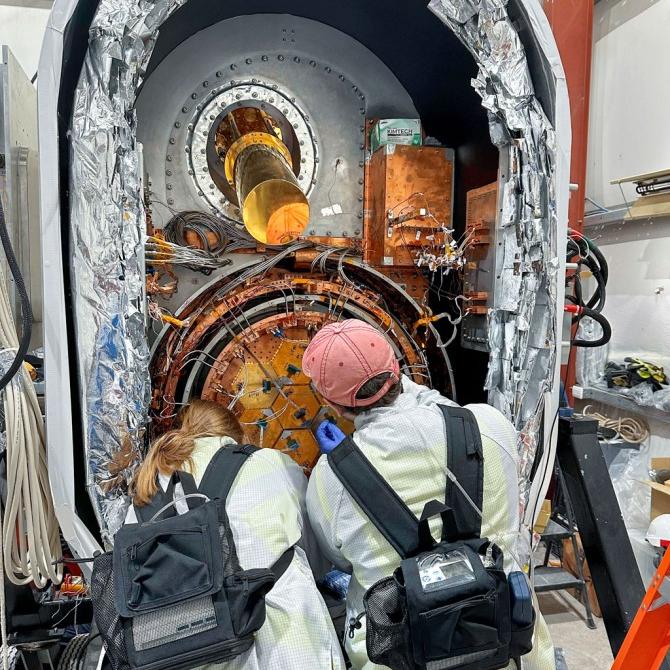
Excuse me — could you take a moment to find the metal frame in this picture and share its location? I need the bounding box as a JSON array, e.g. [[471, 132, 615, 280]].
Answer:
[[38, 0, 571, 555], [0, 46, 42, 345]]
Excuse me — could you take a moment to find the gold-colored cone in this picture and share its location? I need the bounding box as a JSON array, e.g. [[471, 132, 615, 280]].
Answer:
[[243, 180, 309, 244], [235, 143, 310, 245]]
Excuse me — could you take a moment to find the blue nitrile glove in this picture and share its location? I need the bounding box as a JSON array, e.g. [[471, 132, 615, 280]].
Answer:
[[315, 420, 345, 454]]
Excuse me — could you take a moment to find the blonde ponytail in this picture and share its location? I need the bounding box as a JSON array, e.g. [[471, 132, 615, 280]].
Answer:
[[133, 399, 245, 507]]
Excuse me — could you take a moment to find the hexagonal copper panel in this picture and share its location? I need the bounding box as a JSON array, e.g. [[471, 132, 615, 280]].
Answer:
[[200, 314, 349, 473]]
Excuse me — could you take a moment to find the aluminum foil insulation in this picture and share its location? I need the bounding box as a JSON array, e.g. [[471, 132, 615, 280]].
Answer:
[[70, 0, 561, 539], [69, 0, 185, 540], [429, 0, 560, 517]]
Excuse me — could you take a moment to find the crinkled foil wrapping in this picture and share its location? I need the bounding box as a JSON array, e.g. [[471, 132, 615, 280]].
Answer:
[[69, 0, 184, 541], [71, 0, 558, 539], [430, 0, 559, 518]]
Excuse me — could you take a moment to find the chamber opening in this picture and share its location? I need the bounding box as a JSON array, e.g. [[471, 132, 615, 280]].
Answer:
[[206, 103, 303, 207]]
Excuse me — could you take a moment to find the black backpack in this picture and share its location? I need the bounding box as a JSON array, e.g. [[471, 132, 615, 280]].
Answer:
[[90, 445, 294, 670], [328, 406, 535, 670]]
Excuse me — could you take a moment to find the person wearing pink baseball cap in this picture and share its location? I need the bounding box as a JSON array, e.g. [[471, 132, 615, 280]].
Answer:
[[303, 319, 402, 424], [304, 319, 556, 670]]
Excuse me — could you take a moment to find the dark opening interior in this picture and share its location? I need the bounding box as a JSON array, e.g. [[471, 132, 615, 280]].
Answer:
[[145, 0, 504, 405]]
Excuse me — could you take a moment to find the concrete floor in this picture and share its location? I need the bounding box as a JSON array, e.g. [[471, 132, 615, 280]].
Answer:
[[539, 591, 613, 670]]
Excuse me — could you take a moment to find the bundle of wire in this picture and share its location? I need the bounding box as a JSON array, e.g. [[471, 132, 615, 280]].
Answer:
[[163, 210, 256, 254], [565, 229, 612, 347], [0, 197, 62, 588], [0, 197, 62, 666], [582, 405, 649, 443], [146, 236, 233, 273]]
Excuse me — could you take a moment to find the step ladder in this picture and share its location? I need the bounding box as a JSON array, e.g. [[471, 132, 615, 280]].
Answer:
[[536, 464, 596, 629], [612, 546, 670, 669]]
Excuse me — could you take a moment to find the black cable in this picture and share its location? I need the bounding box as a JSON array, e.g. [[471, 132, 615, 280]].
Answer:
[[572, 307, 612, 347], [580, 255, 606, 312], [583, 235, 608, 285], [0, 195, 33, 391]]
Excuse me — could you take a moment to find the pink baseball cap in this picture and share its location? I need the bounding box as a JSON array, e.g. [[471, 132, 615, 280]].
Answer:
[[303, 319, 400, 408]]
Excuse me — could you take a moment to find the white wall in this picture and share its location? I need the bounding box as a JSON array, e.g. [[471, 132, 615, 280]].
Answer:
[[594, 217, 670, 368], [586, 0, 670, 208], [0, 6, 50, 78], [585, 0, 670, 365]]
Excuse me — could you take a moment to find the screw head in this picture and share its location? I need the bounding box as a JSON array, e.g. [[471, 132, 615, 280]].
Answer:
[[169, 137, 176, 145], [174, 121, 181, 128], [182, 106, 188, 113], [278, 55, 285, 61], [216, 70, 223, 77], [230, 63, 237, 70], [245, 58, 252, 65], [262, 55, 269, 62], [165, 170, 172, 176], [203, 80, 209, 87], [166, 155, 173, 162], [166, 184, 172, 190], [167, 198, 174, 205], [191, 93, 198, 100], [354, 229, 361, 235]]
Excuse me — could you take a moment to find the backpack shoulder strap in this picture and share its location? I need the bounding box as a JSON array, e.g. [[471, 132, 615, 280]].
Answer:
[[134, 470, 199, 523], [328, 437, 420, 558], [199, 443, 259, 501], [439, 405, 484, 539]]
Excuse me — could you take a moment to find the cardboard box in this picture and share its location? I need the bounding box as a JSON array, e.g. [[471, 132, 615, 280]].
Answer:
[[370, 119, 422, 153], [533, 499, 552, 534], [647, 457, 670, 520]]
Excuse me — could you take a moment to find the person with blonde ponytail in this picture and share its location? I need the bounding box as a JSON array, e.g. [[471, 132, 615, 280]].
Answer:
[[126, 399, 345, 669]]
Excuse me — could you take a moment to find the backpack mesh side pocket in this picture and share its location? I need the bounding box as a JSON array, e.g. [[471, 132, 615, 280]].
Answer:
[[91, 551, 130, 670], [363, 576, 413, 670]]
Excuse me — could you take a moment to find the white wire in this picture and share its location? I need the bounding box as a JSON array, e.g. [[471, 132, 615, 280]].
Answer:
[[0, 260, 62, 590], [582, 405, 649, 443]]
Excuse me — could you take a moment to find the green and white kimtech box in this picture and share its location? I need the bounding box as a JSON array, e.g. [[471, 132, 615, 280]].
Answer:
[[370, 119, 422, 153]]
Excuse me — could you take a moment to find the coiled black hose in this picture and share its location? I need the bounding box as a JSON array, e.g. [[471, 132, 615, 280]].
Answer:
[[565, 231, 611, 347], [0, 194, 33, 391], [571, 306, 612, 347]]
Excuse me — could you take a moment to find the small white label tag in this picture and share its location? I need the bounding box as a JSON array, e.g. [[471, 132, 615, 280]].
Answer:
[[320, 204, 343, 217]]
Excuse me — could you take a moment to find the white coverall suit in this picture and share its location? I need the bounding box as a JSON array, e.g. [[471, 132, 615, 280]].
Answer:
[[127, 436, 345, 670], [306, 376, 556, 670]]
